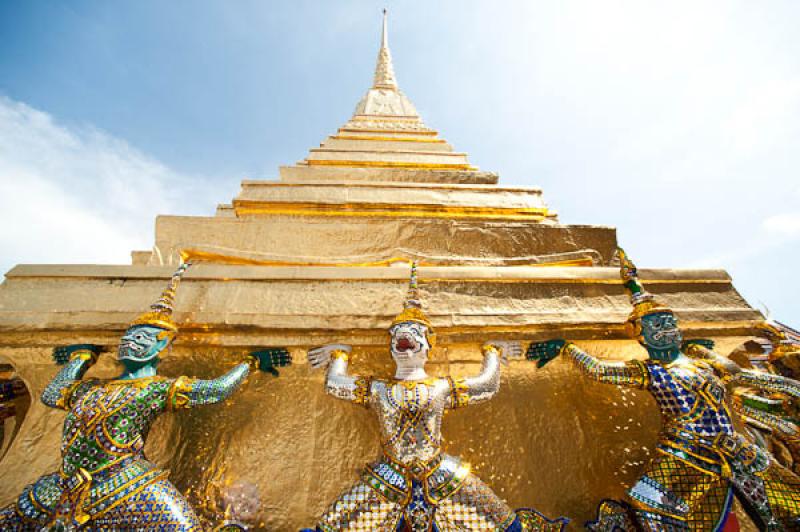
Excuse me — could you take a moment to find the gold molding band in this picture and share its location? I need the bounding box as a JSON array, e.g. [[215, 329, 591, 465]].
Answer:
[[232, 201, 545, 220], [309, 148, 467, 157], [181, 251, 417, 268], [306, 160, 476, 170], [178, 249, 594, 268], [351, 116, 423, 122], [241, 181, 536, 193], [331, 135, 447, 143], [338, 128, 439, 136], [419, 278, 731, 285], [6, 268, 732, 286]]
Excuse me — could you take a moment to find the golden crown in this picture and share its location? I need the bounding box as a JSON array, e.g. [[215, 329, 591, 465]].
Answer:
[[131, 262, 191, 333], [617, 248, 672, 328], [389, 262, 436, 344]]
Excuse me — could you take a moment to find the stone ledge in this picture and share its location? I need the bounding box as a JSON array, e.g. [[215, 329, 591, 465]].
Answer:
[[3, 264, 732, 282]]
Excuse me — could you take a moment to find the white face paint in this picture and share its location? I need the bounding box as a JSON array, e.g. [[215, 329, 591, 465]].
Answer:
[[389, 321, 431, 380]]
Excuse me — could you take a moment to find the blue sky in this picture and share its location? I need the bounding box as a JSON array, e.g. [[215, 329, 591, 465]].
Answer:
[[0, 1, 798, 323]]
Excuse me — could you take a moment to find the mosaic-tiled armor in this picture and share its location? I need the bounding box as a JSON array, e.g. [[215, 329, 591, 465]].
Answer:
[[732, 386, 800, 475], [726, 321, 800, 474], [307, 263, 567, 532], [758, 320, 800, 380], [529, 248, 800, 531], [0, 264, 290, 531]]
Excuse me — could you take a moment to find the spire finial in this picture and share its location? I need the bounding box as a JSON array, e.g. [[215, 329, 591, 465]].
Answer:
[[382, 9, 388, 48], [405, 261, 421, 309], [616, 247, 670, 325], [373, 9, 398, 90]]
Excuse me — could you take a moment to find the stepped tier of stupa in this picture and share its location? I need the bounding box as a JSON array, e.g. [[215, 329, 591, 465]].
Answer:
[[0, 13, 762, 529]]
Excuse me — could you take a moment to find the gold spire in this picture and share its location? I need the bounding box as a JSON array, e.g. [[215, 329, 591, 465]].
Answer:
[[372, 9, 398, 91], [391, 262, 434, 335], [131, 262, 192, 332]]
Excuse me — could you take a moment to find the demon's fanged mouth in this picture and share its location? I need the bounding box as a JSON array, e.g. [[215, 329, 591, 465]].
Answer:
[[396, 336, 415, 351], [119, 340, 140, 352], [652, 329, 679, 341]]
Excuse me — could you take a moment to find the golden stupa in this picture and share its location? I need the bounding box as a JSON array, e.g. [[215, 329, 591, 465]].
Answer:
[[0, 12, 762, 530]]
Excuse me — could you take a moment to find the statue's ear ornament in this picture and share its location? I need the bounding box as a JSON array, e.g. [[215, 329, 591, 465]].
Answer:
[[130, 262, 192, 335]]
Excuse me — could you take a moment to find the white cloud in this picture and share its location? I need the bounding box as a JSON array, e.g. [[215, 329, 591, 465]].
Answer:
[[763, 213, 800, 238], [0, 96, 219, 275], [416, 2, 800, 322]]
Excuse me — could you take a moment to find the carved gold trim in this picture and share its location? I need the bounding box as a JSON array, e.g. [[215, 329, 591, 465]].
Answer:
[[240, 180, 539, 193], [306, 160, 476, 170], [178, 249, 595, 268], [421, 278, 731, 285], [180, 252, 415, 267], [351, 115, 422, 122], [442, 320, 758, 333], [332, 135, 447, 143], [338, 128, 439, 136], [9, 267, 734, 286], [232, 200, 541, 220], [309, 149, 467, 157]]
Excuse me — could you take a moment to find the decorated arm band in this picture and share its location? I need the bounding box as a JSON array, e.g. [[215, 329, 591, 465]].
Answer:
[[353, 376, 373, 407], [448, 348, 502, 409], [447, 377, 470, 409], [330, 350, 350, 363], [482, 344, 501, 356], [325, 351, 371, 404], [70, 349, 99, 363], [684, 343, 713, 360]]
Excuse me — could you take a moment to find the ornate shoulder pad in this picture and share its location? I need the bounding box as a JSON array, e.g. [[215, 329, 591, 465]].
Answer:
[[353, 376, 373, 406], [624, 360, 650, 389], [447, 377, 470, 409], [56, 380, 97, 410], [167, 376, 195, 410], [55, 381, 83, 410]]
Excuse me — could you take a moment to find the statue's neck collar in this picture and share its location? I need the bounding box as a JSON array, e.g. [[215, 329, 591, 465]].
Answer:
[[118, 362, 159, 380], [647, 347, 682, 364], [393, 367, 429, 381]]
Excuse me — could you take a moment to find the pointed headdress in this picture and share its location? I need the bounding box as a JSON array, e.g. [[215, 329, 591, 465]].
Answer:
[[130, 262, 192, 333], [617, 248, 673, 334], [755, 319, 800, 362], [390, 262, 435, 343]]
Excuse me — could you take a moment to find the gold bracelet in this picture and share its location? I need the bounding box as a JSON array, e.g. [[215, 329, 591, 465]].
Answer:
[[558, 342, 574, 357], [684, 343, 701, 357], [330, 350, 350, 362], [70, 350, 97, 363], [482, 343, 501, 355], [245, 355, 260, 370]]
